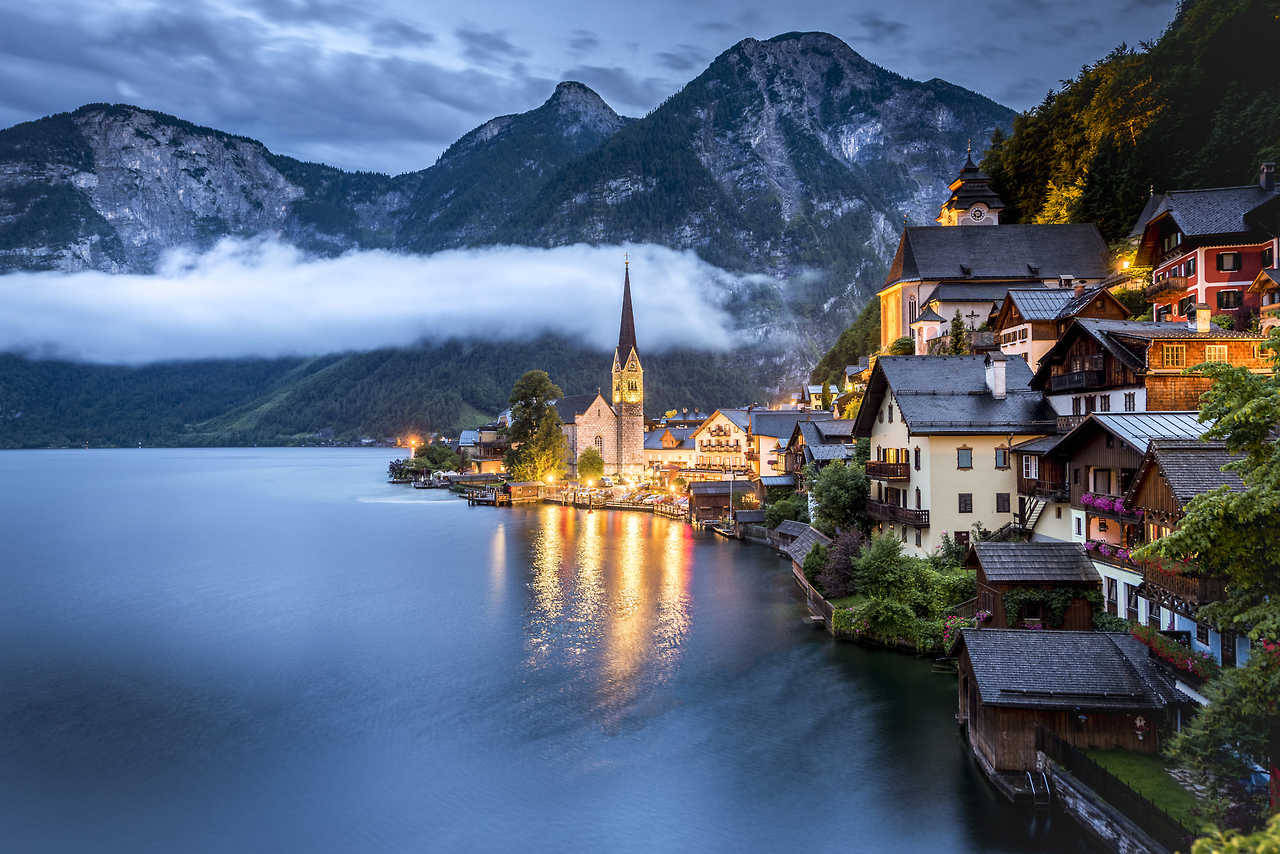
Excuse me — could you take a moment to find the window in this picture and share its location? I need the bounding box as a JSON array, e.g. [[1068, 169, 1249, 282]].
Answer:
[[1162, 344, 1186, 368], [1264, 247, 1274, 268], [1093, 469, 1111, 495], [1073, 467, 1080, 484], [1186, 256, 1196, 276], [1126, 584, 1139, 623], [914, 487, 921, 509], [1075, 516, 1083, 535], [1196, 622, 1210, 645], [1161, 231, 1182, 254], [1072, 397, 1083, 416], [1085, 395, 1096, 414], [1106, 578, 1118, 615], [1055, 507, 1062, 519], [1124, 392, 1136, 412], [594, 435, 604, 454], [1216, 251, 1241, 272], [957, 448, 972, 469], [1155, 305, 1171, 322], [1098, 394, 1111, 413], [996, 492, 1010, 513], [994, 448, 1009, 469], [888, 405, 893, 423], [908, 296, 917, 322], [1216, 290, 1242, 310], [1148, 604, 1161, 628], [1178, 295, 1195, 317], [901, 526, 907, 543], [913, 447, 921, 471], [1022, 455, 1039, 479], [914, 530, 921, 547], [1205, 344, 1229, 363], [958, 493, 973, 513]]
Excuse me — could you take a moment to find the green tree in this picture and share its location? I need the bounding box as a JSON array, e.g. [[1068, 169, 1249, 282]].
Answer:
[[411, 442, 465, 472], [1193, 813, 1280, 853], [503, 370, 569, 483], [764, 491, 808, 529], [820, 382, 834, 411], [948, 310, 968, 355], [1136, 329, 1280, 825], [887, 336, 914, 355], [577, 446, 605, 482], [808, 455, 870, 537]]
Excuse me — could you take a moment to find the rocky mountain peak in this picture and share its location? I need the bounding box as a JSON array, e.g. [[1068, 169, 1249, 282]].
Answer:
[[540, 81, 626, 137]]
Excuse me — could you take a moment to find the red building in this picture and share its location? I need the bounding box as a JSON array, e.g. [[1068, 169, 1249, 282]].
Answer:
[[1131, 163, 1280, 328]]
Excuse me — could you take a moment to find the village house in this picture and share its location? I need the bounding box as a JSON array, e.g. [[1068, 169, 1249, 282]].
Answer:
[[642, 424, 696, 479], [557, 264, 646, 479], [967, 542, 1100, 630], [1131, 162, 1279, 328], [990, 284, 1130, 372], [956, 629, 1179, 778], [1248, 267, 1280, 333], [852, 354, 1056, 555], [1126, 439, 1248, 672], [687, 409, 753, 477], [1030, 314, 1268, 426], [688, 479, 753, 523], [1015, 412, 1208, 631], [878, 152, 1111, 351], [457, 421, 509, 474], [781, 417, 858, 486], [745, 410, 832, 477]]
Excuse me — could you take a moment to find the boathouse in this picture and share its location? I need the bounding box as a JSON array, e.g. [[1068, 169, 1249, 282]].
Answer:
[[688, 480, 742, 522], [967, 542, 1100, 629], [956, 629, 1179, 774]]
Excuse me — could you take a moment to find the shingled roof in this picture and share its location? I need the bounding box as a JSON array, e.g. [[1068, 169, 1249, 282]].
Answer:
[[884, 224, 1109, 286], [960, 630, 1179, 711], [1128, 439, 1246, 509], [1129, 184, 1280, 239], [643, 425, 695, 450], [971, 542, 1099, 584], [773, 519, 811, 539], [749, 410, 831, 439], [553, 393, 607, 423], [782, 525, 831, 566], [854, 355, 1056, 436]]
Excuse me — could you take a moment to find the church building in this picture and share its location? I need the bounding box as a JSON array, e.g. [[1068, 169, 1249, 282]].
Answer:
[[557, 263, 646, 479]]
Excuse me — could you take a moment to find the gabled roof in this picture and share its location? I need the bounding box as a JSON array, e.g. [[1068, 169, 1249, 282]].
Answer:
[[554, 393, 609, 423], [782, 525, 831, 566], [757, 474, 796, 487], [1050, 412, 1206, 458], [813, 420, 857, 440], [1130, 185, 1280, 240], [773, 519, 811, 538], [959, 630, 1178, 711], [1126, 439, 1246, 510], [644, 425, 695, 450], [971, 542, 1099, 584], [912, 306, 946, 325], [998, 286, 1124, 329], [688, 480, 739, 495], [458, 429, 480, 446], [749, 410, 831, 440], [1248, 268, 1280, 293], [883, 224, 1109, 287], [853, 355, 1056, 437]]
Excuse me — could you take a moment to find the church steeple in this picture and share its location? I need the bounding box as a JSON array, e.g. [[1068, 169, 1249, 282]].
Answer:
[[936, 142, 1005, 226], [611, 259, 643, 408]]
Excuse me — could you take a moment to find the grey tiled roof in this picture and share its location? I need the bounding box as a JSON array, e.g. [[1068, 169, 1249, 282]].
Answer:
[[855, 355, 1056, 436], [553, 393, 606, 423], [1146, 439, 1245, 506], [758, 474, 796, 487], [813, 420, 857, 439], [644, 425, 694, 450], [750, 410, 831, 439], [890, 224, 1109, 283], [773, 519, 811, 538], [733, 509, 766, 523], [1011, 434, 1067, 455], [912, 306, 946, 324], [1086, 413, 1206, 453], [783, 525, 831, 566], [718, 409, 753, 431], [930, 282, 1045, 303], [689, 480, 743, 495], [961, 630, 1178, 711], [1006, 286, 1107, 322], [1131, 185, 1279, 238], [807, 443, 854, 461], [973, 542, 1099, 583]]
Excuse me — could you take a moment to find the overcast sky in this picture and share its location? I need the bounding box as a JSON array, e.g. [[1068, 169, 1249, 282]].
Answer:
[[0, 0, 1177, 175]]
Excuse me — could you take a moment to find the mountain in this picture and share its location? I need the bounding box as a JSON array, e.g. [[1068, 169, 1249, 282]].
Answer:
[[980, 0, 1280, 240], [0, 32, 1012, 309]]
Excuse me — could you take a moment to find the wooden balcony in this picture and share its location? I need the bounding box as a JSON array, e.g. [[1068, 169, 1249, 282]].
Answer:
[[1056, 414, 1087, 432], [1017, 474, 1068, 502], [867, 500, 929, 527], [866, 461, 910, 480], [1141, 564, 1228, 611], [1145, 275, 1189, 300], [1049, 370, 1105, 392]]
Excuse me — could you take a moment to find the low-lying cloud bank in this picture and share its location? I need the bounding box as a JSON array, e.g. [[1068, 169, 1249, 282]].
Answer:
[[0, 239, 759, 364]]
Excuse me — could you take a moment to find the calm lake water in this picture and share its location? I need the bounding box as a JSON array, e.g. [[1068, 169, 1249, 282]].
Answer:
[[0, 449, 1097, 852]]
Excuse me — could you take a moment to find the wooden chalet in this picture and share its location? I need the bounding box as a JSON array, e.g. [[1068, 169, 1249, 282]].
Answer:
[[967, 542, 1099, 630], [1126, 439, 1247, 667], [957, 629, 1179, 775], [991, 284, 1129, 372], [1247, 267, 1280, 333], [1030, 316, 1266, 424]]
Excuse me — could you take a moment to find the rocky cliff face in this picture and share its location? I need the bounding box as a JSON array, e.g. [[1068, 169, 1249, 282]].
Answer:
[[0, 32, 1012, 339]]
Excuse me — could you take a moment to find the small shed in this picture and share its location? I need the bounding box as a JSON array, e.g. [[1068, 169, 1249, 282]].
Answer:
[[781, 525, 831, 571], [688, 480, 743, 522], [956, 629, 1179, 773], [967, 542, 1101, 629]]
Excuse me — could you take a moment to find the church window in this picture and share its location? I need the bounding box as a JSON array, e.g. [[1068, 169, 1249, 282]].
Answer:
[[594, 435, 604, 455]]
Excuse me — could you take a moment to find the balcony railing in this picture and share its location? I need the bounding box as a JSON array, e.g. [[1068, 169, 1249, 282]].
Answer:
[[866, 461, 910, 480], [1145, 275, 1189, 300], [1142, 564, 1228, 606], [1017, 474, 1068, 502], [1056, 414, 1087, 432], [1049, 370, 1105, 392], [867, 500, 929, 527]]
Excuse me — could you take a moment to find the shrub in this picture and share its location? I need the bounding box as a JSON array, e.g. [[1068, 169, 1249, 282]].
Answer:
[[765, 491, 808, 529], [930, 533, 968, 571], [1132, 623, 1221, 681], [815, 529, 865, 599], [801, 542, 829, 587]]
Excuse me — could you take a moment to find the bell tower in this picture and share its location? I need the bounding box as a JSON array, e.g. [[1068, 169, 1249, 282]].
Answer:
[[937, 141, 1005, 226], [611, 259, 645, 475]]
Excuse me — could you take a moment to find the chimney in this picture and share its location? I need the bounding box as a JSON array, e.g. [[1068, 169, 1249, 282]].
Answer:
[[1261, 162, 1276, 193], [1194, 303, 1211, 333], [984, 352, 1007, 399]]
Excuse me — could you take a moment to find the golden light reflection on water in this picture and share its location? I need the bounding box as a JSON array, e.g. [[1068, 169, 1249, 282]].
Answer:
[[522, 506, 693, 726], [487, 522, 506, 608]]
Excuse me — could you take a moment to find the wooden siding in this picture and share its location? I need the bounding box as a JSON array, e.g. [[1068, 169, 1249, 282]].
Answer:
[[1065, 429, 1146, 506], [1144, 374, 1214, 412]]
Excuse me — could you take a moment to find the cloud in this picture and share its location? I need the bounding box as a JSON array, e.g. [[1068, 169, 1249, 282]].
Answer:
[[558, 65, 672, 113], [655, 44, 706, 72], [568, 29, 599, 54], [0, 239, 751, 364], [852, 13, 908, 44], [454, 26, 529, 66]]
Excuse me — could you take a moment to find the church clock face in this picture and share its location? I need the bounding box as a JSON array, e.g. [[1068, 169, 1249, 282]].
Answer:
[[968, 205, 986, 222]]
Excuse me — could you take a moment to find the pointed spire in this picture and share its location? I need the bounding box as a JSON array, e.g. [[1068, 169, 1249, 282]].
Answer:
[[616, 260, 638, 362], [964, 138, 975, 169]]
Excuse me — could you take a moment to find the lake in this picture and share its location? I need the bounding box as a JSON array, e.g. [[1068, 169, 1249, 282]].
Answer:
[[0, 449, 1096, 852]]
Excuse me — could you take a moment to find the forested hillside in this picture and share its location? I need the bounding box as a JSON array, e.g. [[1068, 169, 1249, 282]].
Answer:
[[981, 0, 1280, 239]]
